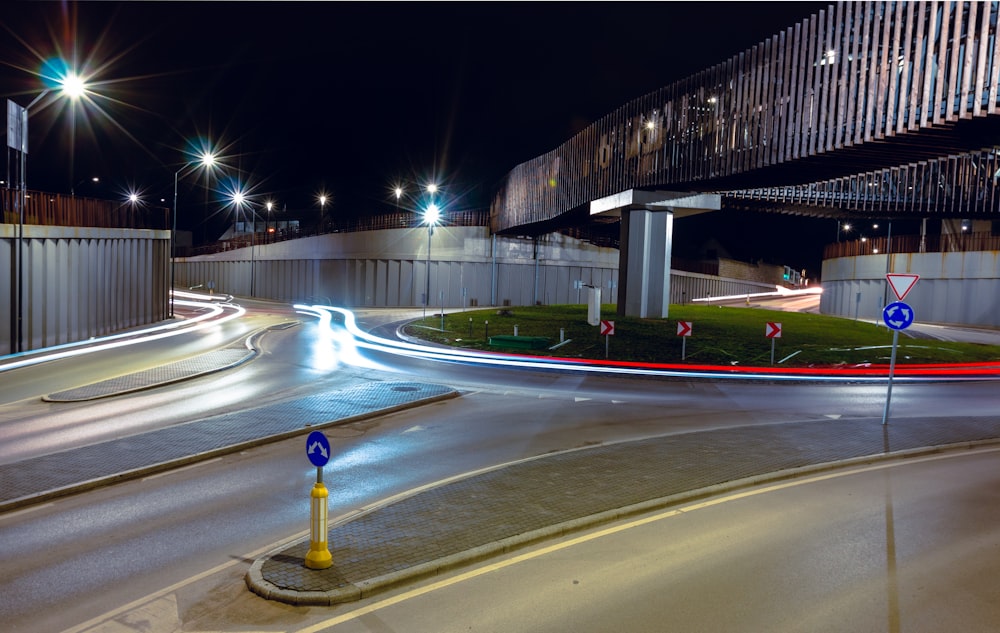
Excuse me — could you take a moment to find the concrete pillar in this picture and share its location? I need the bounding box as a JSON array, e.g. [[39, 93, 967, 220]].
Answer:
[[617, 208, 673, 318]]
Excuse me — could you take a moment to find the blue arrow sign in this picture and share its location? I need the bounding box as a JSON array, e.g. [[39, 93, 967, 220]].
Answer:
[[306, 431, 331, 467], [882, 301, 915, 330]]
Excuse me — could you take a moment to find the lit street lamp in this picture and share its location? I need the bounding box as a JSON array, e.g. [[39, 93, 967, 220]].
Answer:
[[71, 176, 99, 197], [171, 150, 217, 317], [7, 66, 88, 353], [423, 199, 442, 319], [837, 221, 852, 242], [317, 193, 330, 232], [229, 188, 257, 297]]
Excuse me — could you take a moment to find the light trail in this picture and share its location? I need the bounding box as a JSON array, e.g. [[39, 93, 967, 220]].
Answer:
[[297, 305, 1000, 383], [0, 292, 244, 373]]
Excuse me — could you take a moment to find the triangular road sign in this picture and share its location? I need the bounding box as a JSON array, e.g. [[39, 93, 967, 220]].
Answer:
[[886, 273, 919, 300]]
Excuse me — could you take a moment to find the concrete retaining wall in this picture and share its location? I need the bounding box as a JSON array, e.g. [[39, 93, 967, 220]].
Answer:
[[821, 251, 1000, 327], [176, 227, 775, 310]]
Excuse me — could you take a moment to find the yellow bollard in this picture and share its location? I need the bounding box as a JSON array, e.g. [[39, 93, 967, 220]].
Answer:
[[304, 479, 332, 569]]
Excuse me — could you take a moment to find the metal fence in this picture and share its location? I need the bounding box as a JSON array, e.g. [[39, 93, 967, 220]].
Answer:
[[1, 188, 169, 230], [823, 231, 1000, 258], [188, 208, 491, 256]]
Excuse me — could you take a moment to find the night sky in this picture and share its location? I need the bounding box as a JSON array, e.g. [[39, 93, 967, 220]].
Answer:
[[2, 1, 836, 269]]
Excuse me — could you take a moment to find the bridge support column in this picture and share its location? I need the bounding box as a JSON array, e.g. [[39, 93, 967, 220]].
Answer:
[[617, 208, 673, 319], [590, 190, 720, 320]]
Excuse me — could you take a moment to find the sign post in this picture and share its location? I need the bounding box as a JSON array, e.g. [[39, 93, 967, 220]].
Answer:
[[765, 322, 782, 364], [881, 301, 915, 426], [600, 320, 615, 358], [881, 273, 918, 425], [304, 431, 333, 569], [677, 321, 692, 360]]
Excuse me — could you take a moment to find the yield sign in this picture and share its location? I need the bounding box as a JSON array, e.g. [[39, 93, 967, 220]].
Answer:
[[765, 322, 782, 339], [600, 320, 615, 336], [676, 321, 692, 337], [886, 273, 919, 301]]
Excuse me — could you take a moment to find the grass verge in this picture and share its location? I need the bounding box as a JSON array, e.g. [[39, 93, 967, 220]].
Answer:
[[401, 304, 1000, 368]]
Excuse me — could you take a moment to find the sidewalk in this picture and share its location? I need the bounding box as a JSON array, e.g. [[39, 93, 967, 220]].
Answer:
[[246, 412, 1000, 605], [0, 380, 457, 511]]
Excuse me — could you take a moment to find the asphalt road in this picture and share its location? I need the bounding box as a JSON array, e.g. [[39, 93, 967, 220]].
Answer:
[[1, 300, 999, 632], [294, 447, 1000, 633]]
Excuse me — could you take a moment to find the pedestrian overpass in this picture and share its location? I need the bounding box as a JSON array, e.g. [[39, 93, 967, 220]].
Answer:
[[490, 1, 1000, 317]]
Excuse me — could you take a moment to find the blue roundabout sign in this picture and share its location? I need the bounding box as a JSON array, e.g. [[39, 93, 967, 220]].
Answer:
[[882, 301, 915, 330]]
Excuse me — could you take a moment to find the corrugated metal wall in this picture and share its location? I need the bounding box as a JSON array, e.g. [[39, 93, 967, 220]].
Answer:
[[1, 225, 169, 355]]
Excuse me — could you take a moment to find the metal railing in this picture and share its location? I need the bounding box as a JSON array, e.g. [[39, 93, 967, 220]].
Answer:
[[187, 208, 491, 257]]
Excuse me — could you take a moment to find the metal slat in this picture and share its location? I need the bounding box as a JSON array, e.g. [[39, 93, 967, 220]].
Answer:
[[819, 5, 838, 152], [884, 0, 904, 136], [807, 10, 822, 156], [873, 1, 893, 140], [836, 1, 857, 147], [933, 0, 951, 124], [895, 0, 915, 132], [853, 2, 873, 144], [946, 0, 968, 120], [791, 20, 808, 158], [972, 1, 991, 117]]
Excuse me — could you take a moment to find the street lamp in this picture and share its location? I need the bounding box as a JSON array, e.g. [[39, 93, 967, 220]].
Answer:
[[71, 176, 99, 197], [170, 150, 217, 317], [7, 65, 88, 353], [423, 200, 442, 318], [317, 193, 330, 232], [837, 221, 852, 242], [229, 188, 257, 297], [266, 200, 275, 237]]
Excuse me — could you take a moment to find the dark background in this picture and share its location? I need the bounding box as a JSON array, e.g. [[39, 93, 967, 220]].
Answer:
[[2, 1, 855, 272]]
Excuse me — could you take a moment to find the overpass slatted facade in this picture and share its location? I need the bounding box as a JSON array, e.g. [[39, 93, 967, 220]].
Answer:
[[492, 1, 1000, 233]]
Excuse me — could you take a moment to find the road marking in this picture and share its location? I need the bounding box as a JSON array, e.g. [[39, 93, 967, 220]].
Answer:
[[141, 458, 222, 481], [574, 397, 591, 402], [402, 425, 425, 433], [294, 446, 1000, 633]]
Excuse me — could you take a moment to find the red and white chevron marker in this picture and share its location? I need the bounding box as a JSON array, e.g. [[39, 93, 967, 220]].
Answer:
[[765, 322, 782, 338], [676, 321, 692, 337], [600, 320, 615, 336]]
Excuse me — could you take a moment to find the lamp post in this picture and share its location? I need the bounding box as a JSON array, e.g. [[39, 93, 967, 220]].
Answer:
[[317, 194, 329, 233], [170, 151, 217, 317], [229, 189, 256, 297], [423, 201, 441, 319], [71, 176, 99, 197], [7, 69, 87, 353]]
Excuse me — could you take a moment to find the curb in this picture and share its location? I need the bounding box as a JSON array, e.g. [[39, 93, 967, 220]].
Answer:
[[0, 386, 459, 514], [245, 437, 1000, 606]]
